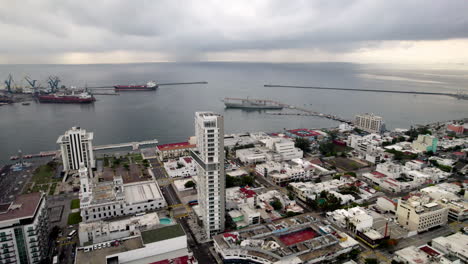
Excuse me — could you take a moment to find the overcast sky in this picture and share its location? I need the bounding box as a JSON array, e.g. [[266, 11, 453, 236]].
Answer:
[[1, 0, 467, 64]]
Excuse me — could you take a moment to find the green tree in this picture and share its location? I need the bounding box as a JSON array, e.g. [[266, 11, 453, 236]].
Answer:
[[349, 249, 360, 260], [365, 258, 379, 264], [458, 188, 465, 196], [184, 181, 196, 189], [294, 137, 311, 153], [270, 198, 283, 211]]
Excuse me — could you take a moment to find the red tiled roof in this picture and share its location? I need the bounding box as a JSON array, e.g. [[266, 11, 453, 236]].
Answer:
[[309, 159, 323, 165], [371, 171, 387, 178], [150, 256, 192, 264], [183, 157, 193, 163], [287, 128, 321, 137], [157, 142, 195, 151], [419, 246, 441, 257], [223, 233, 238, 240], [240, 187, 256, 198], [382, 197, 398, 206]]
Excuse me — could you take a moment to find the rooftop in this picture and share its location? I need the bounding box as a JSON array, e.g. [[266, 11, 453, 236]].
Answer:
[[157, 142, 195, 151], [124, 181, 163, 204], [0, 192, 43, 223], [287, 128, 322, 137], [141, 224, 186, 244], [75, 237, 144, 264], [213, 213, 354, 263]]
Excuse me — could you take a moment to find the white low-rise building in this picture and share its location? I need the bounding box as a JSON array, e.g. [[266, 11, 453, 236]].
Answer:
[[256, 159, 331, 186], [289, 178, 356, 204], [432, 232, 468, 263], [76, 223, 197, 264], [263, 137, 303, 161], [376, 197, 398, 213], [78, 212, 161, 246], [394, 245, 456, 264], [326, 207, 374, 233], [236, 148, 268, 164], [163, 156, 197, 178]]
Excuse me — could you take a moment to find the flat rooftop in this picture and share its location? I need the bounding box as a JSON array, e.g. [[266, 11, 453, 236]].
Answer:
[[0, 192, 42, 223], [141, 224, 186, 244], [75, 237, 143, 264], [124, 181, 163, 204]]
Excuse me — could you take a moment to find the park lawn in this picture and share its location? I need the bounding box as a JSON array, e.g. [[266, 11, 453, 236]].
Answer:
[[70, 199, 80, 209], [48, 182, 57, 195], [32, 164, 60, 184], [67, 212, 82, 225], [32, 184, 49, 193]]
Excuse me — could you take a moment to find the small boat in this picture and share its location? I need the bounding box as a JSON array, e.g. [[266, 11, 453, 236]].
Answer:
[[22, 102, 31, 105]]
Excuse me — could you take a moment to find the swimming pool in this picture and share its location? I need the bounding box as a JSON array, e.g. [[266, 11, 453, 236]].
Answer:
[[160, 218, 172, 225]]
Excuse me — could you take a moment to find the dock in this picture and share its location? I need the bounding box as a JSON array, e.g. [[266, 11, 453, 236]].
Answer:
[[10, 139, 159, 160], [87, 81, 208, 90], [224, 97, 352, 123], [264, 84, 468, 99]]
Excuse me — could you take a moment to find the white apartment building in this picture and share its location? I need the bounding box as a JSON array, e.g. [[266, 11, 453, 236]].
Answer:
[[0, 193, 48, 264], [57, 126, 95, 172], [396, 195, 448, 233], [191, 112, 226, 237], [355, 113, 385, 133], [79, 166, 166, 222]]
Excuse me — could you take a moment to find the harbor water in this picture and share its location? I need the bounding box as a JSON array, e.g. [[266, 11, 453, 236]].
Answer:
[[0, 62, 467, 165]]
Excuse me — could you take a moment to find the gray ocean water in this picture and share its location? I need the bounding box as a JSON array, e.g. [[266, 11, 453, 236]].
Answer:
[[0, 62, 467, 165]]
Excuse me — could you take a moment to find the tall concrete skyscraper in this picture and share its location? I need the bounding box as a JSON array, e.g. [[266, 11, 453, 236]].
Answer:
[[57, 126, 95, 172], [191, 112, 225, 236]]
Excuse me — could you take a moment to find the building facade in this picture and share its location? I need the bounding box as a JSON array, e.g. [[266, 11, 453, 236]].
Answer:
[[396, 195, 448, 233], [0, 193, 48, 264], [57, 126, 95, 172], [80, 165, 166, 222], [191, 112, 226, 237], [412, 134, 438, 153], [355, 113, 385, 133]]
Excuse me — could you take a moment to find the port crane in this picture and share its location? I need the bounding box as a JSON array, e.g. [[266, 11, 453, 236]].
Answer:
[[4, 74, 13, 93], [47, 76, 61, 92], [25, 76, 40, 94]]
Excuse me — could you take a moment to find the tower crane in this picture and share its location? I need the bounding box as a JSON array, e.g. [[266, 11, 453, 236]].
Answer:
[[4, 74, 13, 93]]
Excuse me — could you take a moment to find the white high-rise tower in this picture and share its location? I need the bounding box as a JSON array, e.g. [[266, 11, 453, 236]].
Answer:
[[57, 126, 95, 172], [78, 163, 91, 199], [191, 112, 225, 237]]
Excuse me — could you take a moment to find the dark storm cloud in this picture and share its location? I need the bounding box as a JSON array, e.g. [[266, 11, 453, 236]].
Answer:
[[0, 0, 467, 60]]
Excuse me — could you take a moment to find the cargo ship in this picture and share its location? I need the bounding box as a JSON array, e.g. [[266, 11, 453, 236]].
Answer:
[[223, 97, 283, 110], [114, 81, 158, 91], [37, 92, 95, 104]]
